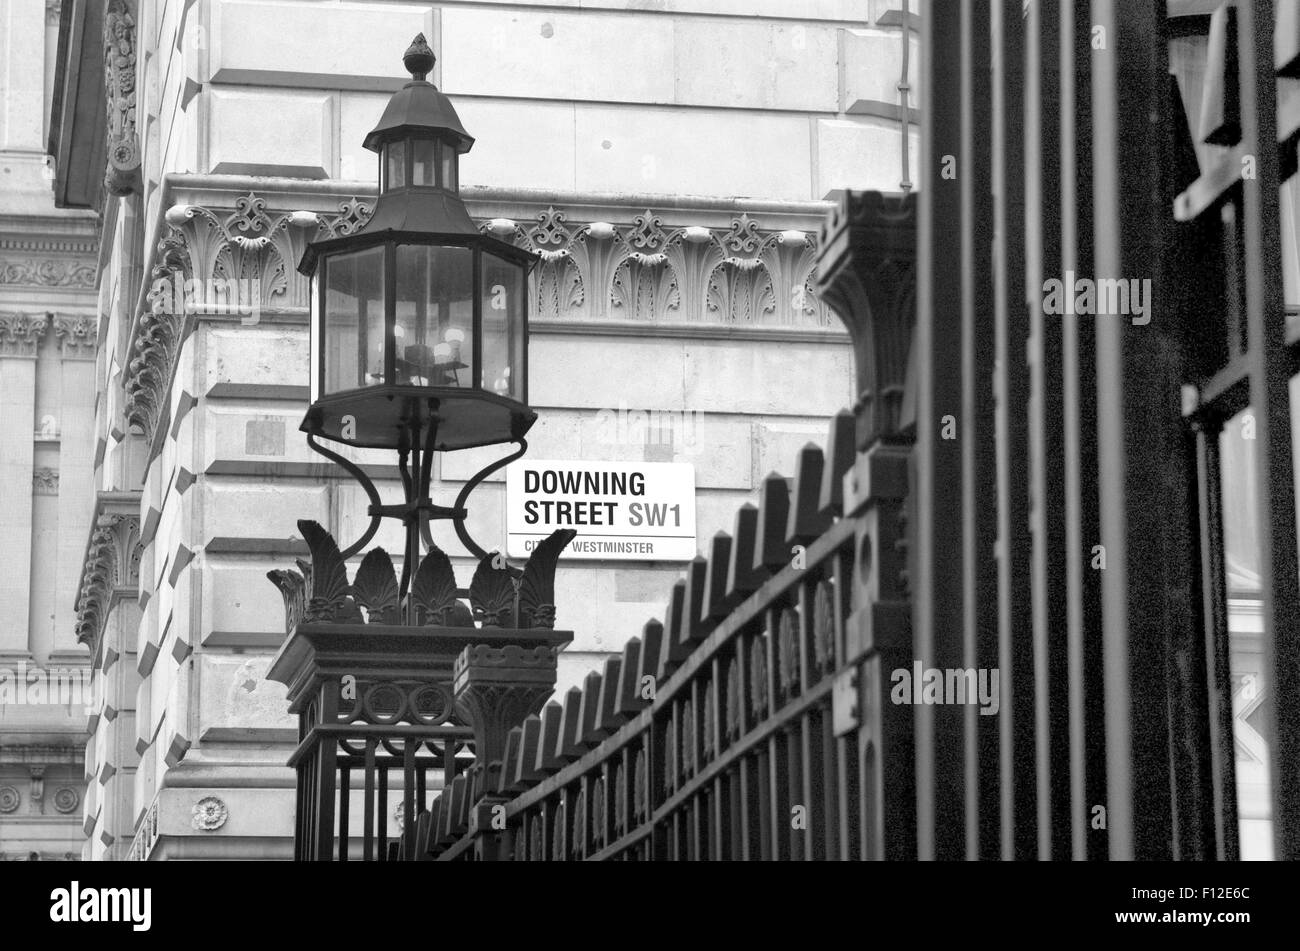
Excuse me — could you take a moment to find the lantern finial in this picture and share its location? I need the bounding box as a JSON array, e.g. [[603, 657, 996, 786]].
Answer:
[[403, 33, 435, 81]]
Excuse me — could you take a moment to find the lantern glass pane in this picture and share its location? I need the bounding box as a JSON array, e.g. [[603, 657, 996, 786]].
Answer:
[[481, 252, 524, 401], [386, 143, 405, 189], [323, 247, 386, 395], [441, 150, 457, 191], [412, 138, 436, 186], [394, 245, 473, 388]]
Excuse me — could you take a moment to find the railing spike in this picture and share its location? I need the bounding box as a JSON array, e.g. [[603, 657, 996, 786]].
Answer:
[[681, 555, 711, 645], [725, 504, 763, 609], [536, 701, 564, 776], [497, 726, 523, 796], [657, 581, 689, 680], [452, 774, 472, 833], [787, 443, 832, 546], [753, 471, 792, 572], [448, 774, 468, 837], [615, 636, 646, 716], [637, 618, 664, 686], [701, 531, 733, 624], [515, 715, 543, 788], [557, 686, 585, 760], [597, 656, 624, 733], [819, 409, 855, 520], [577, 670, 604, 745]]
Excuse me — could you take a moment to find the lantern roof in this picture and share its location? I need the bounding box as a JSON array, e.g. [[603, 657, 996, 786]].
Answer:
[[362, 34, 474, 154]]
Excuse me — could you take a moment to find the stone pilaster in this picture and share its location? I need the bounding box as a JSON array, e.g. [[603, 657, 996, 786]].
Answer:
[[52, 315, 99, 659], [0, 314, 47, 661]]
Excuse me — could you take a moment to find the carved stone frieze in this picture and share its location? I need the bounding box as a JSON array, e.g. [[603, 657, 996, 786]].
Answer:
[[484, 207, 832, 326], [126, 192, 834, 445], [0, 259, 95, 288]]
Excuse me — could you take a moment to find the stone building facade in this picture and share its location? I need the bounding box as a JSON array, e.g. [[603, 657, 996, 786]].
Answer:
[[0, 0, 98, 862], [43, 0, 918, 860]]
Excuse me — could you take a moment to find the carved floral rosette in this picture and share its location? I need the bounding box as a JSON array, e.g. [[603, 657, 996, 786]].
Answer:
[[191, 796, 228, 831]]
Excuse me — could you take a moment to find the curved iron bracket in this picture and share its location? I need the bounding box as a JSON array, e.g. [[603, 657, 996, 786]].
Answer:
[[310, 429, 529, 573], [450, 438, 528, 574], [307, 433, 383, 559]]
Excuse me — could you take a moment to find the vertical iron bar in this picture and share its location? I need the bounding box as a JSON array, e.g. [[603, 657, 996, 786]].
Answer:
[[1236, 0, 1300, 861], [959, 0, 1000, 862], [1092, 0, 1175, 860], [339, 765, 351, 862], [1026, 0, 1071, 861], [363, 737, 377, 862], [916, 0, 968, 861], [1195, 424, 1240, 860], [1061, 0, 1107, 862], [378, 759, 389, 861], [991, 0, 1035, 860]]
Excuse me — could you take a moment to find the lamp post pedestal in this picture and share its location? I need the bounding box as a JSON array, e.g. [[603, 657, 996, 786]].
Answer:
[[265, 518, 574, 861]]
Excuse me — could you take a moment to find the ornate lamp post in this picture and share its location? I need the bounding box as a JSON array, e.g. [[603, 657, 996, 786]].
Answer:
[[267, 36, 574, 861], [297, 33, 537, 602]]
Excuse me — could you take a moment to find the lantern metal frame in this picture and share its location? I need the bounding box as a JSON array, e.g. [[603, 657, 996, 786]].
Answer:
[[301, 231, 537, 453], [294, 33, 538, 593]]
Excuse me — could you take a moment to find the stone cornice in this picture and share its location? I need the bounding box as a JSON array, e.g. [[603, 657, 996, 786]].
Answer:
[[125, 176, 840, 447], [0, 313, 49, 357], [73, 492, 142, 655], [155, 174, 836, 232], [0, 231, 98, 257]]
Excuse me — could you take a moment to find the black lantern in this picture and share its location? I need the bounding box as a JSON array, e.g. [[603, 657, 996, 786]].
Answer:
[[295, 34, 538, 589], [299, 33, 536, 453]]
